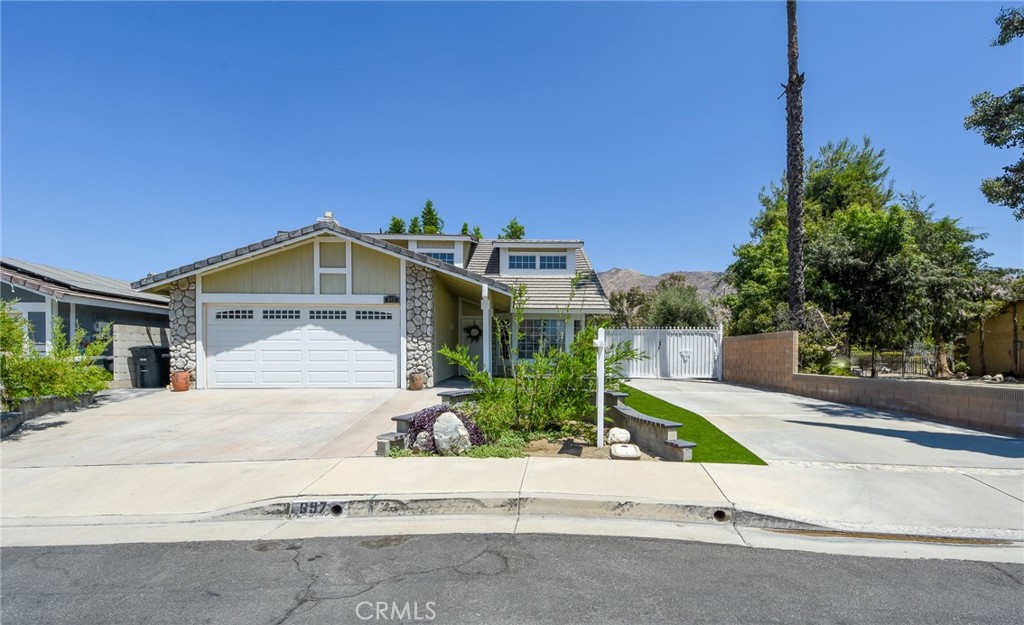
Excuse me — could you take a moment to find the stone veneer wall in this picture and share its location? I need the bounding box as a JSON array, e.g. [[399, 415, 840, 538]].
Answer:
[[168, 277, 197, 387], [723, 331, 1024, 438], [406, 264, 435, 388]]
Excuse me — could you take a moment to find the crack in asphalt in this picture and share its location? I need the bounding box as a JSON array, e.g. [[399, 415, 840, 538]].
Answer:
[[988, 562, 1024, 587], [271, 542, 511, 623]]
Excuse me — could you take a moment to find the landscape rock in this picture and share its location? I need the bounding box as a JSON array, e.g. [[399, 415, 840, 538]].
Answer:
[[1006, 376, 1017, 383], [413, 431, 432, 452], [609, 443, 641, 460], [994, 374, 1004, 383], [956, 372, 968, 380], [607, 427, 631, 444], [982, 375, 993, 381], [433, 412, 471, 456]]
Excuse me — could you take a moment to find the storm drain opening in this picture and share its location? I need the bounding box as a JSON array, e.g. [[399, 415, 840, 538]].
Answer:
[[330, 504, 344, 517], [713, 509, 730, 523]]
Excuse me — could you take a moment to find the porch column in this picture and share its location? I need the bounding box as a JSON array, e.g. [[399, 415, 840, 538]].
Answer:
[[481, 285, 492, 375]]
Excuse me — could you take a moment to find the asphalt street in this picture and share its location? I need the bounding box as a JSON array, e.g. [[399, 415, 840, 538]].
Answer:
[[2, 533, 1021, 625]]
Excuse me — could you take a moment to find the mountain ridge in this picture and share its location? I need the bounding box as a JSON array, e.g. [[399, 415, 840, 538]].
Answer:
[[597, 268, 731, 299]]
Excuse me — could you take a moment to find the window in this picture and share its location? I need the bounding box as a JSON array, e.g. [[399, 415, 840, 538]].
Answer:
[[424, 252, 455, 264], [539, 255, 567, 270], [509, 255, 536, 269], [215, 309, 254, 320], [356, 310, 393, 321], [517, 319, 565, 359], [263, 309, 301, 320], [309, 309, 345, 320]]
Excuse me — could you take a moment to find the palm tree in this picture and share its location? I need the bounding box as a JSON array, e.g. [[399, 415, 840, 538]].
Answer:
[[785, 0, 806, 329]]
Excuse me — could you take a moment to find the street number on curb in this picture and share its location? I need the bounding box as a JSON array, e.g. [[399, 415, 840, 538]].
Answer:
[[291, 501, 347, 518]]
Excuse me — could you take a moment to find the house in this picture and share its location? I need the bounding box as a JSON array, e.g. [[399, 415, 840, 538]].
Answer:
[[131, 213, 611, 390], [1, 257, 170, 387]]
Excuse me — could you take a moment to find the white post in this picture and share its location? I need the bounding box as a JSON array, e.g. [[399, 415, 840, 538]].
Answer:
[[595, 327, 606, 449], [481, 285, 492, 375], [69, 302, 77, 342], [716, 322, 724, 381]]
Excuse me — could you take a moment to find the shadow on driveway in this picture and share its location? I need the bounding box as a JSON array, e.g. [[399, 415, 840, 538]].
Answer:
[[786, 420, 1024, 459]]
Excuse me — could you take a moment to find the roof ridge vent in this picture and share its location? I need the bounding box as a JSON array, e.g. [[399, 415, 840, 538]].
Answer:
[[316, 211, 338, 225]]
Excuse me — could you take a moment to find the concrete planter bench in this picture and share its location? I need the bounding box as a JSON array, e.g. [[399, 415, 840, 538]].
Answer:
[[1, 392, 96, 438]]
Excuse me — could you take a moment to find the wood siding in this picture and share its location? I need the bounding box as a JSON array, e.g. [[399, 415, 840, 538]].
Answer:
[[351, 244, 400, 295], [203, 244, 315, 294], [433, 277, 459, 381]]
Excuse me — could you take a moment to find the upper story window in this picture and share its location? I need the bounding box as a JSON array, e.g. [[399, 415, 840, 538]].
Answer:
[[509, 255, 536, 270], [424, 252, 455, 265], [539, 255, 567, 270]]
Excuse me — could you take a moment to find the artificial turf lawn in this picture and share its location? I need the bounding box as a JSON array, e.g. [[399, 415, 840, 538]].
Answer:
[[621, 384, 766, 465]]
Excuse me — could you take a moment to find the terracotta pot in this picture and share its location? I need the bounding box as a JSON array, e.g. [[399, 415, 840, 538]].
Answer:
[[408, 372, 425, 391], [170, 371, 191, 392]]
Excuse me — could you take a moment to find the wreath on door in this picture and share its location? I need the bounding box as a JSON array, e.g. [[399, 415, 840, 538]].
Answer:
[[464, 323, 482, 343]]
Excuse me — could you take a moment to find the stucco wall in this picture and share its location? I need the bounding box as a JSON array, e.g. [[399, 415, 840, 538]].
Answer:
[[723, 331, 1023, 438]]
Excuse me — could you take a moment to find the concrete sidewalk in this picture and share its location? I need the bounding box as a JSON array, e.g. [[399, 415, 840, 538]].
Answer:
[[3, 456, 1022, 561]]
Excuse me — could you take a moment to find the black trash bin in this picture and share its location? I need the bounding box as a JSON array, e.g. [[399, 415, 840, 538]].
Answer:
[[130, 346, 171, 388]]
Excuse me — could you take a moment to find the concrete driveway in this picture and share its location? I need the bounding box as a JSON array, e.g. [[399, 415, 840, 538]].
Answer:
[[1, 387, 445, 468], [628, 379, 1024, 470]]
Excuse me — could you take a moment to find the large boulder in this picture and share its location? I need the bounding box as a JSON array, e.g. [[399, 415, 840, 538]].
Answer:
[[412, 431, 432, 452], [433, 412, 472, 456], [607, 427, 631, 444]]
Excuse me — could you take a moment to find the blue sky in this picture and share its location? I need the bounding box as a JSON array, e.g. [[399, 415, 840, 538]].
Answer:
[[2, 1, 1022, 281]]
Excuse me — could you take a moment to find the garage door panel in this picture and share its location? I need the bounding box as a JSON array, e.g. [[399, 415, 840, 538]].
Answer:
[[206, 306, 398, 388], [212, 371, 259, 386]]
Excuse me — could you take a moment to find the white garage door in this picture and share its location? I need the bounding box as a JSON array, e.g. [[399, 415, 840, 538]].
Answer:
[[205, 306, 399, 388]]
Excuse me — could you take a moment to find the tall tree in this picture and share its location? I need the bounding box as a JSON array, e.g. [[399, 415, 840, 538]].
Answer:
[[646, 283, 716, 328], [499, 218, 526, 239], [472, 225, 484, 239], [964, 7, 1024, 220], [460, 222, 470, 236], [386, 216, 407, 234], [609, 287, 651, 329], [408, 216, 423, 235], [785, 0, 807, 328], [420, 199, 444, 234]]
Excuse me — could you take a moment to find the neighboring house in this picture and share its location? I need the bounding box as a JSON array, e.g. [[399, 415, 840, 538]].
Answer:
[[965, 299, 1022, 377], [132, 213, 611, 390], [1, 257, 170, 387]]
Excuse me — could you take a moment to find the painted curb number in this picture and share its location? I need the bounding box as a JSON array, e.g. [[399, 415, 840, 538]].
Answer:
[[291, 501, 347, 518]]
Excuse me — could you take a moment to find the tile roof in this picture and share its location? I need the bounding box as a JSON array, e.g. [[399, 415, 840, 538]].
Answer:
[[2, 257, 168, 308], [465, 240, 611, 313], [132, 221, 512, 295]]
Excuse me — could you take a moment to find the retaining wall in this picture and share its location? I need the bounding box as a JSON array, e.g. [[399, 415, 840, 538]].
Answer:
[[723, 331, 1024, 438]]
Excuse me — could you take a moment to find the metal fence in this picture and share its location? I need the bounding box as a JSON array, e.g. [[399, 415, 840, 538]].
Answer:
[[605, 326, 723, 380]]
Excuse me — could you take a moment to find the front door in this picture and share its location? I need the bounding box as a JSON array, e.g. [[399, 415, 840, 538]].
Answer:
[[459, 316, 485, 375]]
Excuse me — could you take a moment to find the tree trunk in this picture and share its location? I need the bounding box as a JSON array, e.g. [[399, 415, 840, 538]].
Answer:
[[934, 335, 953, 378], [786, 0, 807, 330]]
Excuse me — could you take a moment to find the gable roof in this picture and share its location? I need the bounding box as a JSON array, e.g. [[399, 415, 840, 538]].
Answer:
[[2, 257, 168, 308], [465, 240, 611, 313], [132, 220, 512, 295]]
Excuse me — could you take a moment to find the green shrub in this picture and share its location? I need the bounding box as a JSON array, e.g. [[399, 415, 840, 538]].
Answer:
[[0, 301, 112, 410], [464, 431, 527, 458], [953, 361, 970, 375]]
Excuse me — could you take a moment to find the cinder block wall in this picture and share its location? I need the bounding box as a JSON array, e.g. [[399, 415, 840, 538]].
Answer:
[[721, 331, 798, 392], [722, 332, 1024, 438], [111, 325, 171, 388]]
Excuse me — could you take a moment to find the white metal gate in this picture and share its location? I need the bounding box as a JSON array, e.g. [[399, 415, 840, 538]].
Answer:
[[605, 326, 723, 380]]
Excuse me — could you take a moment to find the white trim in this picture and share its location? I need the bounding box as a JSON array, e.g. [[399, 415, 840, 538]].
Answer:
[[68, 302, 77, 341], [492, 241, 582, 249], [313, 240, 321, 295], [498, 248, 576, 277], [47, 296, 55, 352], [196, 275, 206, 389], [199, 293, 390, 305], [481, 285, 492, 376], [399, 259, 408, 389], [53, 294, 167, 315], [345, 241, 353, 296]]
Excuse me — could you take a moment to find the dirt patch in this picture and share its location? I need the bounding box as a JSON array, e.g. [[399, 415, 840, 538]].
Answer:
[[523, 436, 658, 461]]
